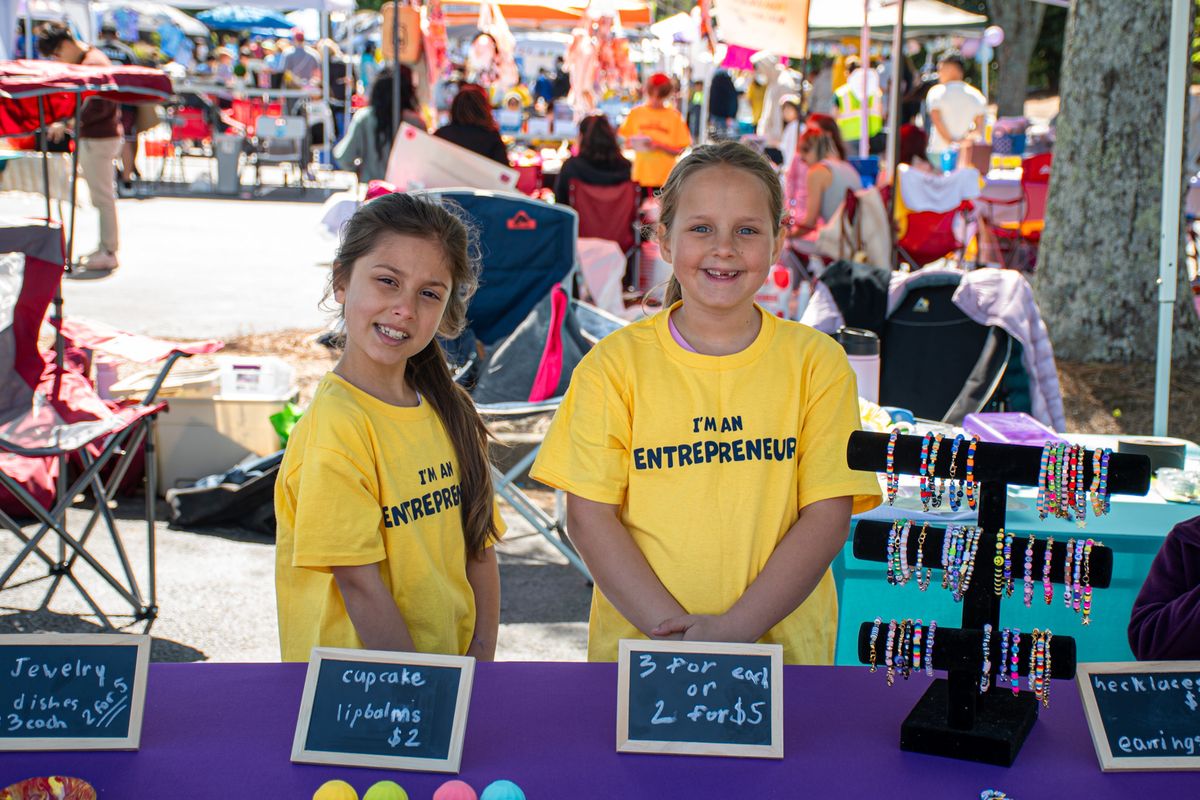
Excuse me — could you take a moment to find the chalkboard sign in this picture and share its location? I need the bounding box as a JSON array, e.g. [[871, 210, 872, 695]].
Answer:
[[0, 633, 150, 751], [291, 647, 475, 772], [1077, 661, 1200, 771], [617, 639, 784, 758]]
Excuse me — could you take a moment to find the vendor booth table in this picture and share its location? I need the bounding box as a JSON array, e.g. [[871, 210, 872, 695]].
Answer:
[[0, 661, 1192, 797], [834, 434, 1200, 665]]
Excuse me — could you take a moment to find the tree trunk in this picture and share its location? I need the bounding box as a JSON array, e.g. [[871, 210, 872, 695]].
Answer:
[[987, 0, 1046, 117], [1036, 0, 1200, 363]]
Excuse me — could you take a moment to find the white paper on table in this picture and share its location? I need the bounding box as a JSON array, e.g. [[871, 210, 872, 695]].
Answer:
[[385, 123, 520, 193]]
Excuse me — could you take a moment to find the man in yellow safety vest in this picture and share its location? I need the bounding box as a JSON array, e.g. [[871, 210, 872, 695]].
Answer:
[[834, 56, 884, 154]]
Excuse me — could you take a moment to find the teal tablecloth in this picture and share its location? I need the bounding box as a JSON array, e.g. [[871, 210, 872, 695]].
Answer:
[[832, 434, 1200, 665]]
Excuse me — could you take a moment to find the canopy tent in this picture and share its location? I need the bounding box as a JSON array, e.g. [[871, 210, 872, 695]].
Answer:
[[441, 0, 652, 28], [161, 0, 354, 11], [93, 1, 210, 38], [195, 5, 295, 36], [806, 0, 987, 38], [0, 60, 173, 135], [5, 0, 96, 61]]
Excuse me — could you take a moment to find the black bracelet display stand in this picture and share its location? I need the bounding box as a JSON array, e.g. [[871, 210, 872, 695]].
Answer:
[[846, 431, 1151, 767]]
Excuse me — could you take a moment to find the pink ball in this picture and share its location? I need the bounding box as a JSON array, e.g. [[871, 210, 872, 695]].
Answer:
[[433, 780, 478, 800]]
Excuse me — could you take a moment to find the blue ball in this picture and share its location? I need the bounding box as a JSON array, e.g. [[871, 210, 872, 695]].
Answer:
[[480, 780, 525, 800]]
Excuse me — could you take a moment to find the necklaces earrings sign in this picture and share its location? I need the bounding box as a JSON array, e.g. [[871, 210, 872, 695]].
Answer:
[[291, 647, 475, 772], [617, 639, 783, 759], [0, 633, 150, 751]]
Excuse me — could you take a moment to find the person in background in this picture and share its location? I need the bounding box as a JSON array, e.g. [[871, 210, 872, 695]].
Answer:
[[360, 42, 380, 93], [618, 72, 691, 193], [37, 22, 123, 274], [281, 28, 321, 87], [335, 66, 424, 183], [707, 69, 739, 141], [834, 55, 884, 156], [533, 68, 555, 106], [924, 52, 986, 169], [95, 24, 142, 194], [553, 114, 632, 206], [779, 94, 803, 175], [790, 127, 862, 237], [434, 83, 509, 166], [551, 56, 571, 101], [1128, 516, 1200, 660], [320, 39, 353, 140], [807, 112, 850, 159]]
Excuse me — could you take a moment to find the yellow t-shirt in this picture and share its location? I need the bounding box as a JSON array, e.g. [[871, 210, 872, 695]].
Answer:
[[275, 372, 503, 662], [618, 104, 692, 188], [530, 305, 882, 664]]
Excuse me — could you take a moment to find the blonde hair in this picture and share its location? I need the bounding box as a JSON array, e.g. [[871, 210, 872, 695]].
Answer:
[[656, 141, 785, 306], [327, 193, 496, 557]]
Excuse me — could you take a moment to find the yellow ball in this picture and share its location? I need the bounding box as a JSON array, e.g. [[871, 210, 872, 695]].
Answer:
[[364, 781, 409, 800], [313, 779, 359, 800]]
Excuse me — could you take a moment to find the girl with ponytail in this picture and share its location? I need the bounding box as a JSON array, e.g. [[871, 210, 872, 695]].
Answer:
[[275, 191, 502, 662]]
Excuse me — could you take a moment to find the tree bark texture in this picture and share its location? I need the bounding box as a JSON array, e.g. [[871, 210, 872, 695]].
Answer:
[[987, 0, 1046, 118], [1036, 0, 1200, 363]]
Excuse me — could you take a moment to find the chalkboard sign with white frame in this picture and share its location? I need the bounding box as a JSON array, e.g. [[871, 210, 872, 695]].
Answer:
[[1076, 661, 1200, 772], [0, 633, 150, 751], [617, 639, 784, 759]]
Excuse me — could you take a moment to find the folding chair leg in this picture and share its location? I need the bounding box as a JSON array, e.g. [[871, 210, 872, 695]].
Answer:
[[491, 462, 592, 582]]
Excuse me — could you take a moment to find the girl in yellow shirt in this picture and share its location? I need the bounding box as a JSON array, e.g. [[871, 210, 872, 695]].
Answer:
[[275, 193, 502, 662], [531, 142, 880, 664]]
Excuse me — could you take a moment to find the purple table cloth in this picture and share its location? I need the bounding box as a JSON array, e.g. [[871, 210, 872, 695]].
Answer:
[[0, 662, 1192, 798]]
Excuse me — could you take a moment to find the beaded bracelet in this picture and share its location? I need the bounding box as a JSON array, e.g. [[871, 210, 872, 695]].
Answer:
[[928, 433, 946, 509], [886, 521, 898, 586], [1042, 630, 1054, 707], [1001, 528, 1014, 598], [1066, 443, 1079, 522], [957, 526, 983, 600], [1058, 443, 1072, 519], [896, 620, 910, 680], [1023, 534, 1035, 607], [914, 522, 932, 591], [999, 628, 1010, 686], [912, 620, 923, 673], [942, 525, 958, 592], [925, 621, 937, 676], [1036, 442, 1051, 519], [1091, 448, 1111, 516], [898, 520, 912, 586], [885, 428, 900, 506], [1044, 443, 1059, 518], [979, 623, 993, 693], [1074, 445, 1089, 524], [1072, 538, 1086, 612], [919, 432, 934, 511], [1063, 537, 1076, 608], [992, 528, 1006, 597], [980, 791, 1010, 800], [1082, 538, 1096, 625], [885, 619, 897, 687], [947, 433, 965, 511], [868, 616, 882, 672], [965, 437, 979, 510], [1042, 535, 1055, 605], [1010, 629, 1021, 695]]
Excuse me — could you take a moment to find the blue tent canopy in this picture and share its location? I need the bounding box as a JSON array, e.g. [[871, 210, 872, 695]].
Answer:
[[195, 5, 294, 36]]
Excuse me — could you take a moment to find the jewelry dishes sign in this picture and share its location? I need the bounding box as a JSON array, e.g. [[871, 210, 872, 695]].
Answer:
[[292, 647, 475, 772], [617, 639, 783, 758], [0, 633, 151, 750], [1077, 661, 1200, 771]]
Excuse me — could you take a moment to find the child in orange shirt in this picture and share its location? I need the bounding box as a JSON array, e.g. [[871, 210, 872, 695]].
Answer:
[[618, 73, 692, 191]]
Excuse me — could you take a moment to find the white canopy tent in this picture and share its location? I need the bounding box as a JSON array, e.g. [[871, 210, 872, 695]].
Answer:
[[806, 0, 986, 38]]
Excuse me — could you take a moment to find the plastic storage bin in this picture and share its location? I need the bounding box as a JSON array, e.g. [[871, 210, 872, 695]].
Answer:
[[217, 356, 295, 399]]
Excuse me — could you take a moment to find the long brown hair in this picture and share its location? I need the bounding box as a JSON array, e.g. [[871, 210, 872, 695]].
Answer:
[[450, 83, 498, 131], [577, 114, 628, 169], [806, 112, 849, 160], [656, 141, 785, 306], [327, 192, 497, 558]]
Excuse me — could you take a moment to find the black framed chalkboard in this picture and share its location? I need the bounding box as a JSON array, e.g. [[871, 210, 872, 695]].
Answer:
[[0, 633, 151, 751], [291, 647, 476, 772], [1077, 661, 1200, 771], [617, 639, 783, 759]]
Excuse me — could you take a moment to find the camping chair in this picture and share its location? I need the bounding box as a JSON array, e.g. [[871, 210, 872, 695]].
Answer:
[[878, 270, 1030, 424], [973, 153, 1052, 271], [568, 179, 640, 287], [423, 190, 589, 576], [466, 284, 627, 580], [889, 164, 980, 270], [254, 115, 309, 188], [0, 217, 221, 631]]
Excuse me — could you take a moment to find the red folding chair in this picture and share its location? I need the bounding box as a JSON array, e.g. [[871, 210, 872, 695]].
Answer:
[[568, 179, 640, 285], [975, 153, 1053, 271], [0, 218, 221, 631]]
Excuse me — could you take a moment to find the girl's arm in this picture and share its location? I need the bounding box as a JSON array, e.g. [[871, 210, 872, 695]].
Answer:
[[332, 564, 417, 652], [654, 496, 852, 643], [465, 547, 501, 661], [568, 494, 688, 636]]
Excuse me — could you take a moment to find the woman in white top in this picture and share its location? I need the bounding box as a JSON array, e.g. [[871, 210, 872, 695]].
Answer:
[[790, 127, 863, 235]]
